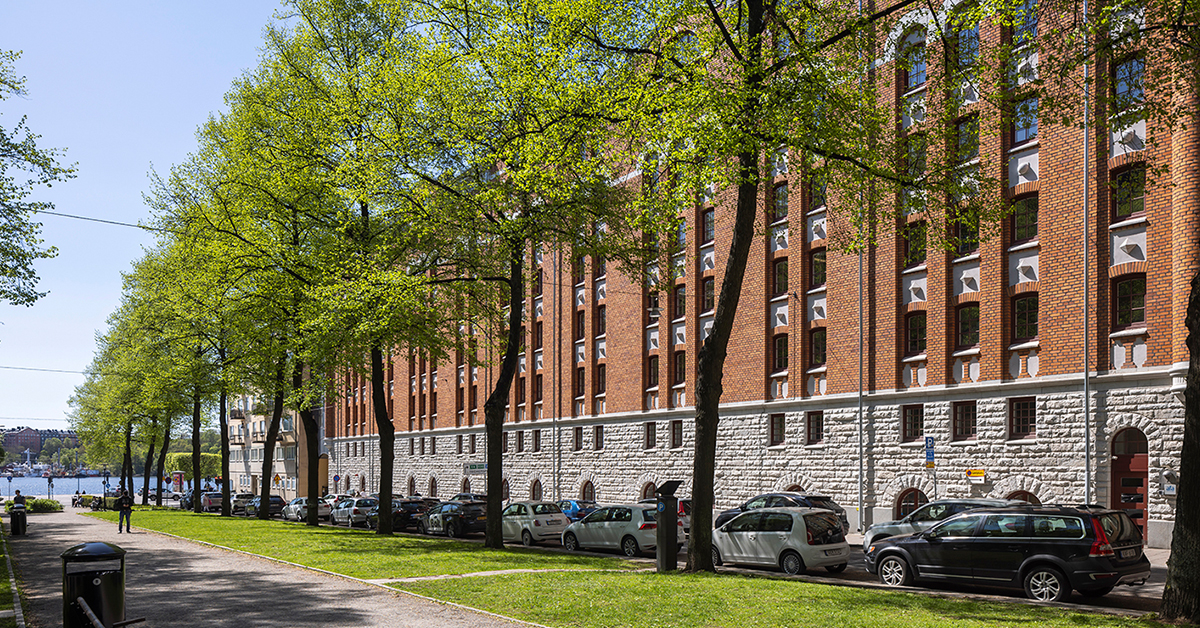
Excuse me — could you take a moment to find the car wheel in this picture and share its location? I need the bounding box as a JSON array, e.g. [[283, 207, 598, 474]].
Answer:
[[1024, 566, 1070, 602], [825, 563, 848, 574], [781, 551, 806, 575], [878, 555, 912, 587], [522, 530, 535, 547], [712, 546, 723, 567], [447, 521, 460, 538], [1079, 586, 1114, 598], [621, 536, 640, 557], [564, 533, 579, 552], [418, 521, 427, 535]]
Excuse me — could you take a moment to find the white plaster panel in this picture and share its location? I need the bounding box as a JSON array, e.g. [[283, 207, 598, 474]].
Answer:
[[674, 254, 686, 277], [902, 92, 925, 130], [807, 294, 827, 321], [1110, 119, 1146, 158], [457, 365, 466, 385], [595, 279, 607, 301], [700, 244, 715, 271], [534, 350, 544, 371], [770, 301, 789, 328], [518, 354, 526, 374], [807, 213, 827, 242], [902, 271, 927, 304], [954, 79, 979, 106], [1110, 223, 1148, 265], [771, 225, 789, 252], [1008, 249, 1039, 285], [1112, 340, 1127, 369], [701, 316, 714, 340], [596, 338, 607, 359], [574, 342, 585, 364], [1009, 352, 1021, 378], [1011, 48, 1038, 87], [673, 321, 687, 346], [574, 286, 585, 306], [1027, 350, 1039, 376], [1132, 337, 1147, 367], [534, 297, 543, 318], [1008, 146, 1039, 187], [953, 260, 981, 295], [647, 328, 660, 351], [770, 377, 788, 399]]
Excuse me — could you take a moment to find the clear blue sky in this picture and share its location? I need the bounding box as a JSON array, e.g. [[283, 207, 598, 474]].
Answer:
[[1, 3, 285, 430]]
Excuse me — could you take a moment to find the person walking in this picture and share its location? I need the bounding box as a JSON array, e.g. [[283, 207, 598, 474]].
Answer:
[[116, 490, 133, 533]]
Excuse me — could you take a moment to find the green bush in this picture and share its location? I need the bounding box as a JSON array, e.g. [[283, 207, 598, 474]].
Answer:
[[4, 498, 63, 513]]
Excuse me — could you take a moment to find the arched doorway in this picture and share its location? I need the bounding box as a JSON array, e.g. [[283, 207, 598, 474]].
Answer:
[[531, 479, 543, 501], [461, 478, 471, 493], [641, 482, 657, 500], [895, 488, 929, 519], [407, 476, 416, 497], [581, 481, 596, 502], [1111, 428, 1148, 531], [1006, 490, 1041, 505]]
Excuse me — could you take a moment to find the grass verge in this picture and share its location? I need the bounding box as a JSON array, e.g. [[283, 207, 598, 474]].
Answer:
[[0, 522, 19, 628], [84, 510, 634, 579], [394, 571, 1166, 628]]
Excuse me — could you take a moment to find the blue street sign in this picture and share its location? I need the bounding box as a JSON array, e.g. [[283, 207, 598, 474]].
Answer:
[[924, 436, 935, 450], [333, 475, 341, 483], [925, 449, 935, 461]]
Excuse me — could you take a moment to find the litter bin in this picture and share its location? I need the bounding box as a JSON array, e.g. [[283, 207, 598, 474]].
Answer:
[[61, 542, 126, 628], [10, 506, 26, 536]]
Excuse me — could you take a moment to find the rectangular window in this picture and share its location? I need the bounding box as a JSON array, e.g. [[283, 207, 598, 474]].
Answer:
[[420, 438, 426, 455], [1113, 167, 1146, 219], [534, 268, 543, 296], [596, 364, 607, 394], [594, 425, 604, 450], [1014, 295, 1039, 341], [573, 426, 583, 451], [1113, 56, 1145, 113], [533, 374, 543, 402], [595, 256, 607, 277], [673, 351, 687, 385], [676, 219, 687, 249], [772, 183, 789, 222], [648, 291, 660, 320], [903, 42, 927, 90], [575, 310, 585, 340], [953, 401, 977, 440], [1014, 0, 1038, 45], [902, 405, 924, 441], [409, 438, 415, 456], [811, 328, 827, 366], [773, 258, 789, 295], [470, 434, 477, 454], [573, 256, 585, 284], [807, 411, 824, 444], [574, 367, 585, 398], [810, 250, 826, 287], [702, 278, 715, 312], [769, 413, 786, 446], [772, 334, 788, 372], [957, 305, 980, 348], [644, 422, 657, 449], [1012, 96, 1039, 146], [904, 221, 927, 267], [516, 430, 525, 452], [647, 355, 659, 388], [671, 420, 683, 448], [807, 174, 826, 210], [532, 429, 541, 452], [702, 209, 715, 243], [954, 217, 979, 256], [673, 284, 686, 319], [1114, 276, 1146, 328], [533, 321, 543, 350], [906, 312, 927, 354], [1010, 397, 1036, 438], [456, 434, 463, 454], [597, 304, 607, 336], [516, 378, 525, 405], [956, 116, 979, 163], [954, 20, 979, 70], [1012, 196, 1038, 242], [430, 437, 436, 455]]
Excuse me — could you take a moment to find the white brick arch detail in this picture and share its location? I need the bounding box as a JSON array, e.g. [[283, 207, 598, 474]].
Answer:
[[771, 472, 818, 494], [1102, 412, 1160, 453], [987, 475, 1057, 503], [632, 471, 660, 501], [880, 474, 937, 509]]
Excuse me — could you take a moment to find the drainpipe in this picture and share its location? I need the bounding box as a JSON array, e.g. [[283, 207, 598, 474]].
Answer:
[[1081, 0, 1093, 507]]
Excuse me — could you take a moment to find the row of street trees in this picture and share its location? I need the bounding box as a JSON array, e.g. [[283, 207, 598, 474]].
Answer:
[[64, 0, 1195, 620]]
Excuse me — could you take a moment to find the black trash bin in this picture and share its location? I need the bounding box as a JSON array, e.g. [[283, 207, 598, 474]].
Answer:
[[61, 542, 126, 628], [10, 506, 26, 536]]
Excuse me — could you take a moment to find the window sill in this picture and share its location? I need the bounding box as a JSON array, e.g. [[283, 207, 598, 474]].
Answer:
[[901, 265, 928, 276], [902, 354, 928, 363], [806, 366, 828, 374], [1008, 340, 1040, 351], [672, 316, 686, 323], [902, 84, 928, 99], [770, 293, 789, 303], [769, 218, 789, 227], [949, 438, 977, 446], [899, 440, 926, 448], [953, 253, 981, 264], [769, 370, 788, 379], [672, 383, 686, 390], [804, 442, 827, 450], [806, 207, 827, 217], [1008, 139, 1040, 154], [645, 386, 660, 393], [1109, 327, 1148, 339], [1006, 438, 1038, 446], [951, 347, 981, 358], [1008, 240, 1040, 253], [766, 444, 788, 451], [807, 286, 827, 295], [1110, 216, 1148, 230]]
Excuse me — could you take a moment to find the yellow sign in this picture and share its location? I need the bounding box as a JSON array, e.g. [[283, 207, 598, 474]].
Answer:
[[965, 469, 985, 478], [273, 474, 282, 483], [925, 461, 935, 469]]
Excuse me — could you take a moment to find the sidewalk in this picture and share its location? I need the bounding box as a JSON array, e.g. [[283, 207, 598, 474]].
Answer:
[[7, 504, 533, 628]]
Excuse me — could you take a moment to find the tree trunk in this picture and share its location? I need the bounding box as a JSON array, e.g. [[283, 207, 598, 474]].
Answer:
[[258, 357, 287, 520], [484, 251, 524, 549], [219, 381, 232, 517], [155, 420, 170, 509], [1163, 270, 1200, 623], [370, 345, 396, 534], [122, 421, 133, 495], [191, 386, 204, 514], [295, 363, 322, 527], [141, 435, 155, 506]]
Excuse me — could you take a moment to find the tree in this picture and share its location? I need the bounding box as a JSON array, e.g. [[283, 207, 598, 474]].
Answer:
[[0, 50, 75, 306]]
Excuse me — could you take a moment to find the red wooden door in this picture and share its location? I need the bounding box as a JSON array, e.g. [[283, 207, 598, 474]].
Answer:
[[1110, 429, 1148, 531]]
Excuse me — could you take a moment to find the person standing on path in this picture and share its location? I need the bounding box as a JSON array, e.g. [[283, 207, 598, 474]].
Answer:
[[116, 490, 133, 533], [12, 490, 25, 507]]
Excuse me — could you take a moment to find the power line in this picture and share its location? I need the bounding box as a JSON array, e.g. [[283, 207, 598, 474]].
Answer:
[[0, 365, 88, 375], [0, 417, 72, 424], [35, 209, 168, 232]]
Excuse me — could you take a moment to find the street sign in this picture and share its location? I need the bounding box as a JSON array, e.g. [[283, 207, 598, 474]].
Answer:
[[333, 475, 341, 483], [965, 469, 986, 484], [925, 461, 935, 469], [924, 436, 935, 450], [924, 437, 935, 468], [463, 463, 487, 475], [273, 474, 281, 484]]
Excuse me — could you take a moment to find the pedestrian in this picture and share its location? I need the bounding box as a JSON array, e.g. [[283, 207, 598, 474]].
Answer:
[[12, 490, 25, 507], [116, 490, 133, 533]]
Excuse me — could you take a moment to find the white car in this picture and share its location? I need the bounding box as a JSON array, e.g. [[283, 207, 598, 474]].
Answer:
[[562, 503, 687, 557], [331, 498, 378, 527], [712, 507, 850, 575], [500, 501, 569, 546], [282, 497, 332, 521], [230, 493, 257, 514]]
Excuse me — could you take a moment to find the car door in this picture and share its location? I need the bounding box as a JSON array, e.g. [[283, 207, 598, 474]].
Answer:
[[905, 514, 981, 579], [501, 504, 524, 541], [576, 508, 609, 547], [603, 507, 632, 547], [721, 512, 763, 562], [970, 514, 1030, 583], [752, 512, 794, 566]]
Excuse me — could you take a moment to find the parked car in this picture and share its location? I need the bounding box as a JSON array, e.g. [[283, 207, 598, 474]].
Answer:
[[331, 498, 378, 527], [419, 500, 488, 537], [562, 503, 687, 557], [557, 499, 600, 522], [862, 498, 1023, 551], [450, 492, 487, 502], [200, 492, 223, 512], [638, 497, 693, 533], [245, 495, 287, 518], [715, 493, 848, 533], [178, 489, 194, 510], [712, 507, 849, 574], [366, 499, 428, 530], [323, 493, 353, 508], [283, 497, 332, 521], [230, 493, 257, 514], [500, 501, 569, 546], [865, 505, 1151, 601]]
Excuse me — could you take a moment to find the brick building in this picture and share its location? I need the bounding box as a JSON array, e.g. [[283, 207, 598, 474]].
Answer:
[[326, 0, 1194, 547]]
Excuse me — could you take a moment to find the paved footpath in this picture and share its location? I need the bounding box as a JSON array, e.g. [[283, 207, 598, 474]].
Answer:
[[8, 505, 534, 628]]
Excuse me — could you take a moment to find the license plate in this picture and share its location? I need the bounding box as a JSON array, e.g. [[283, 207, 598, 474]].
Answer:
[[825, 549, 845, 556], [548, 519, 561, 525], [1121, 548, 1137, 559]]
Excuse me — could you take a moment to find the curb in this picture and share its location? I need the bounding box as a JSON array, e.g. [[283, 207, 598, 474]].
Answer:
[[1, 524, 27, 628]]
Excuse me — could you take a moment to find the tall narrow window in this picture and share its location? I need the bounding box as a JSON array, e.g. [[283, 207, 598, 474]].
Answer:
[[807, 174, 826, 210], [773, 259, 789, 295], [1010, 397, 1036, 438], [534, 268, 543, 295], [1112, 56, 1145, 113], [902, 40, 927, 90], [515, 378, 525, 405], [675, 220, 687, 249], [671, 420, 683, 448], [956, 116, 979, 163], [702, 278, 715, 312], [953, 401, 977, 440], [572, 426, 583, 451], [673, 351, 687, 384], [954, 217, 979, 256], [516, 430, 525, 452], [595, 256, 607, 277], [957, 305, 980, 348], [1113, 167, 1146, 220], [648, 292, 661, 321], [807, 411, 824, 444], [1012, 96, 1039, 146], [594, 425, 604, 450], [574, 367, 585, 398], [647, 355, 659, 387], [533, 374, 543, 402], [1013, 295, 1039, 342], [597, 305, 607, 336], [1013, 0, 1038, 45], [573, 256, 585, 284], [702, 209, 715, 243], [532, 430, 541, 452], [902, 405, 924, 441], [575, 310, 585, 340], [1114, 276, 1146, 329], [643, 422, 657, 449], [906, 312, 927, 354], [810, 328, 827, 366], [953, 15, 979, 70], [810, 250, 826, 287], [533, 321, 543, 350], [772, 334, 788, 372], [596, 364, 607, 394], [772, 183, 789, 222], [673, 285, 686, 319], [769, 413, 786, 446], [1012, 196, 1038, 242], [903, 221, 927, 267]]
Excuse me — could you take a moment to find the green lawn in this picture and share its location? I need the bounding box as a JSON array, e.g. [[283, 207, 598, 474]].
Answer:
[[395, 571, 1165, 628], [84, 510, 634, 579]]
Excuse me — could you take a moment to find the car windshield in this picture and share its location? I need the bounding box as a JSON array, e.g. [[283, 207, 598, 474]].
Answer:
[[1098, 512, 1143, 543], [357, 499, 378, 507], [531, 503, 562, 515]]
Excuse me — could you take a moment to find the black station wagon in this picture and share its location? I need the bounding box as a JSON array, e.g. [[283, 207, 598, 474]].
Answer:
[[864, 505, 1150, 602]]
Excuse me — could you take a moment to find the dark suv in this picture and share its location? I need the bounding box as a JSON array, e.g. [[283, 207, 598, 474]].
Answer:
[[865, 505, 1151, 601], [715, 493, 848, 533], [420, 501, 488, 537], [367, 499, 432, 531]]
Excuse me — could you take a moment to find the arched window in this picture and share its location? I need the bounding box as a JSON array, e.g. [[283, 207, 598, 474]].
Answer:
[[407, 476, 415, 496], [502, 479, 510, 502], [461, 477, 471, 493], [896, 488, 929, 518], [784, 484, 804, 492], [1006, 490, 1041, 505], [428, 477, 438, 498], [641, 482, 657, 500], [581, 481, 596, 502], [1113, 428, 1148, 455], [899, 31, 927, 91], [531, 479, 543, 501]]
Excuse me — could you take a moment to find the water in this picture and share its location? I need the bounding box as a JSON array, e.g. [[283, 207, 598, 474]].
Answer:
[[1, 476, 186, 499]]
